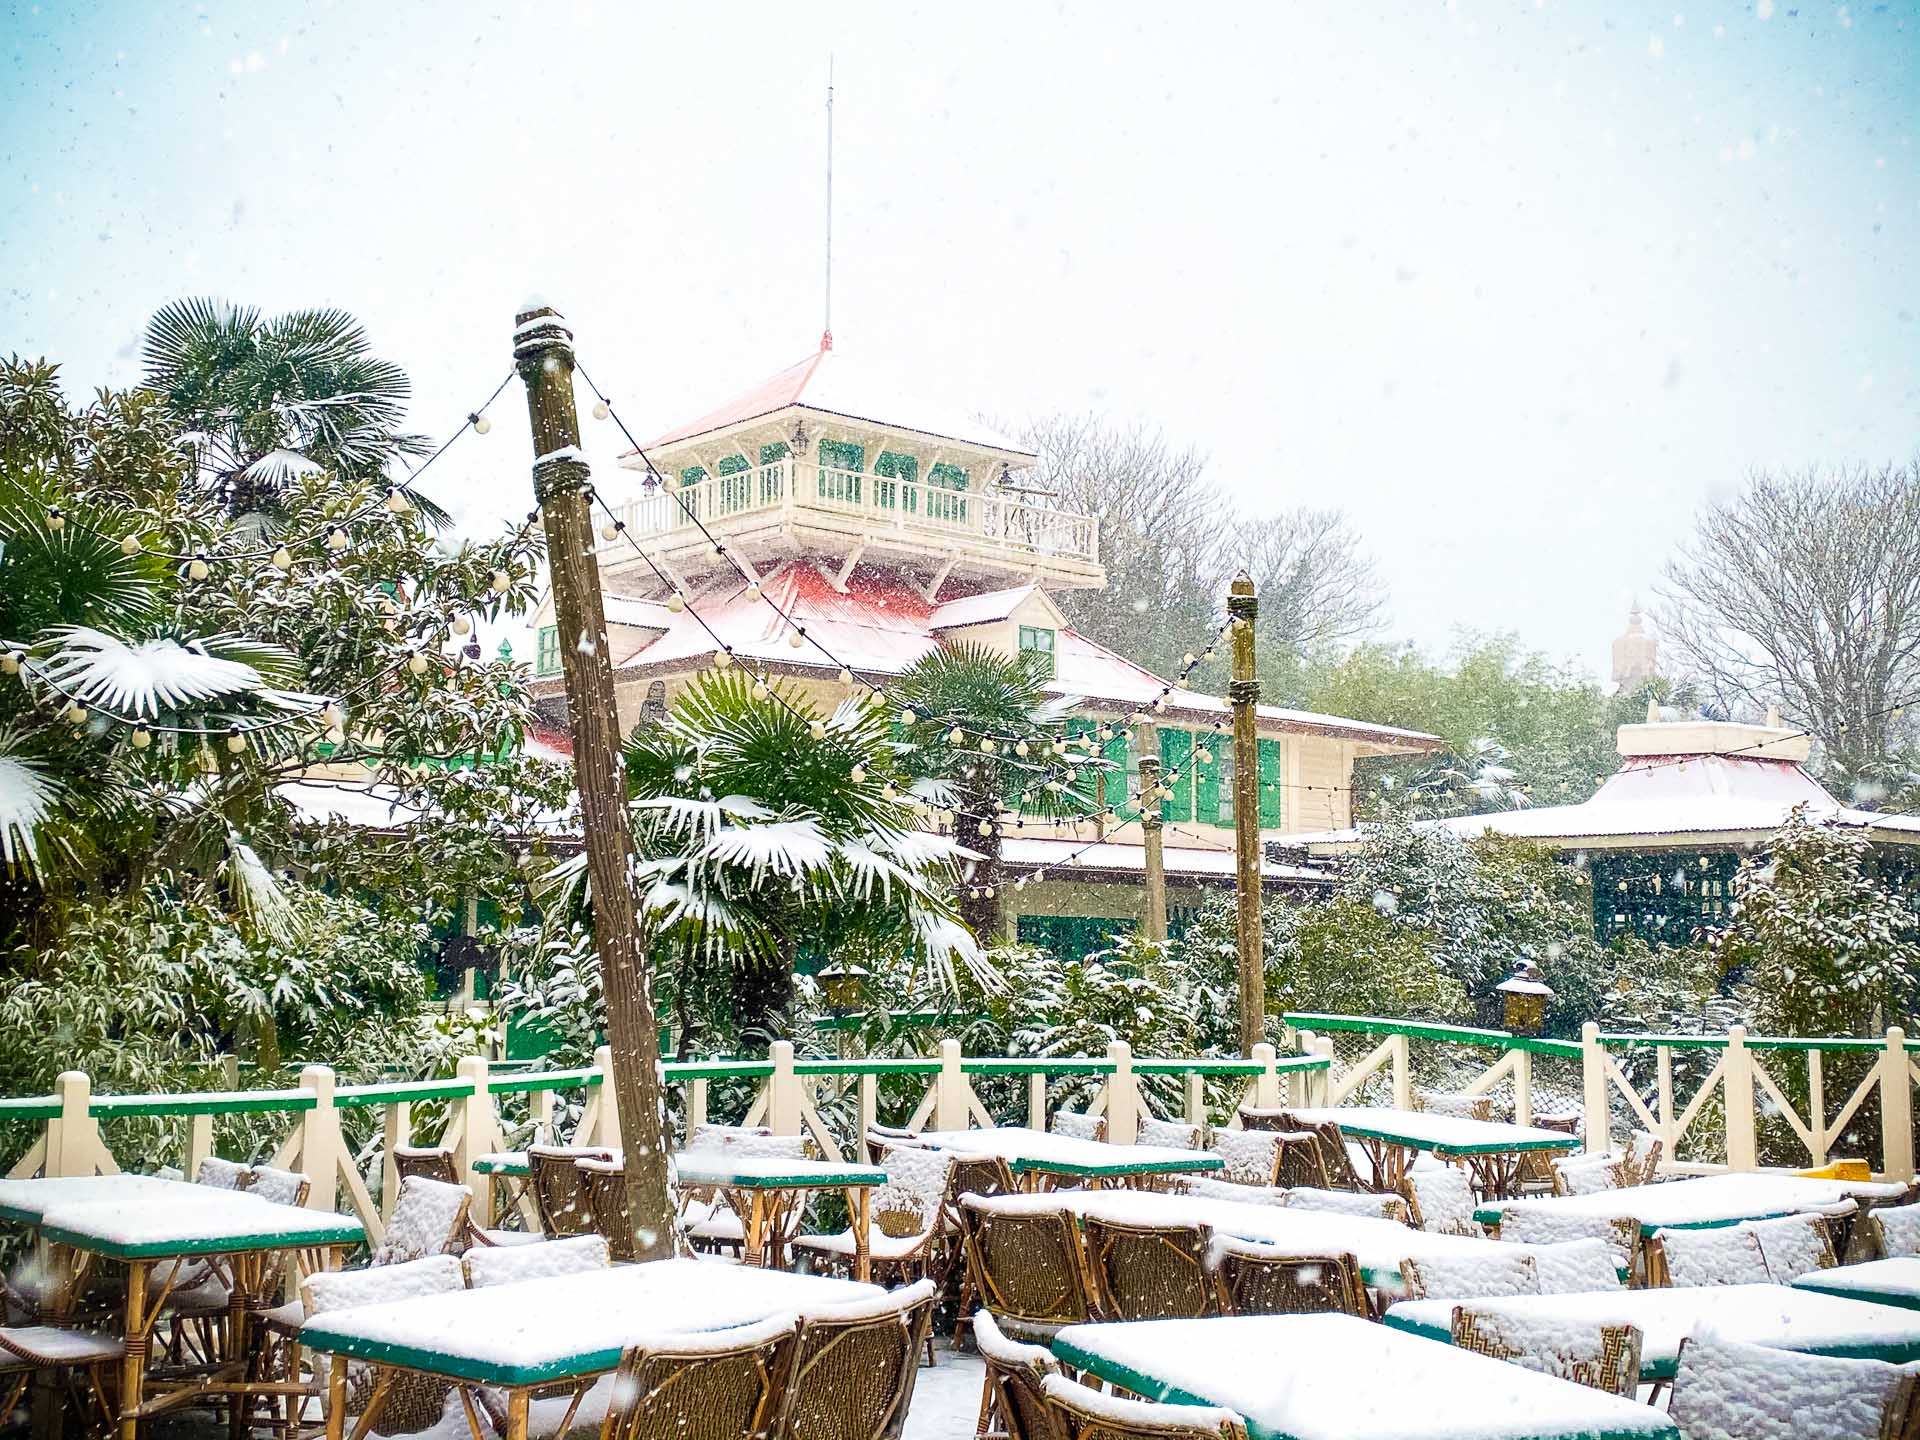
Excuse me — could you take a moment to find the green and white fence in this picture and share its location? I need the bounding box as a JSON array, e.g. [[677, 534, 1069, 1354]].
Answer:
[[0, 1041, 1329, 1246], [1284, 1013, 1917, 1182]]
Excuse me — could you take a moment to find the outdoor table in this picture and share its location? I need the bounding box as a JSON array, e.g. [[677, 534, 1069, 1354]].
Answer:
[[1384, 1281, 1920, 1380], [0, 1174, 362, 1440], [971, 1187, 1571, 1293], [1474, 1172, 1910, 1234], [915, 1126, 1222, 1190], [674, 1151, 886, 1280], [1793, 1258, 1920, 1313], [1051, 1313, 1678, 1440], [1284, 1106, 1580, 1199], [300, 1255, 878, 1440]]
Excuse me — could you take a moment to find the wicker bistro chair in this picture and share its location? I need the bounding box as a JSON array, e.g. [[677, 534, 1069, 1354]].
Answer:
[[575, 1156, 643, 1260], [1522, 1238, 1628, 1294], [1750, 1212, 1841, 1283], [1494, 1208, 1642, 1280], [301, 1255, 468, 1437], [1234, 1106, 1291, 1132], [1172, 1176, 1290, 1208], [1263, 1114, 1368, 1192], [1080, 1217, 1220, 1322], [960, 1198, 1096, 1343], [527, 1144, 615, 1237], [776, 1278, 937, 1440], [1647, 1213, 1837, 1288], [1400, 1166, 1482, 1237], [1283, 1188, 1413, 1224], [795, 1146, 955, 1293], [1210, 1237, 1371, 1318], [1414, 1089, 1494, 1122], [1871, 1202, 1920, 1259], [1669, 1329, 1920, 1440], [240, 1165, 314, 1207], [463, 1233, 609, 1289], [163, 1162, 315, 1360], [195, 1156, 249, 1189], [1207, 1130, 1284, 1187], [1136, 1117, 1205, 1151], [1040, 1374, 1250, 1440], [974, 1309, 1064, 1440], [1450, 1306, 1643, 1398], [1400, 1249, 1540, 1301], [391, 1146, 460, 1186], [1050, 1111, 1106, 1143], [600, 1313, 798, 1440], [0, 1324, 125, 1429]]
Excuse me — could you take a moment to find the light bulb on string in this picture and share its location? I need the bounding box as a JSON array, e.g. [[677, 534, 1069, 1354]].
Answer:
[[836, 668, 852, 686], [490, 570, 511, 594], [451, 615, 470, 636], [751, 677, 770, 702], [1, 651, 20, 675], [850, 764, 866, 783], [385, 487, 411, 514], [226, 726, 247, 754], [408, 652, 430, 675], [471, 413, 491, 435], [47, 507, 66, 532], [900, 708, 917, 725], [120, 534, 141, 556], [787, 630, 804, 649], [592, 399, 610, 421], [271, 547, 293, 571], [948, 726, 965, 746], [809, 720, 826, 740], [130, 726, 151, 750], [64, 702, 87, 725], [188, 553, 210, 581], [666, 593, 685, 613]]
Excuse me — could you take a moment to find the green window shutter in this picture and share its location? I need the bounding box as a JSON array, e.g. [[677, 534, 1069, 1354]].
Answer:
[[1193, 734, 1220, 826], [1159, 729, 1193, 822], [1018, 626, 1057, 679], [536, 626, 560, 676], [1259, 738, 1283, 827], [715, 453, 750, 475], [1104, 727, 1133, 820]]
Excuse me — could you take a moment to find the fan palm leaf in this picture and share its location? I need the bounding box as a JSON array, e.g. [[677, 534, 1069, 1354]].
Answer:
[[0, 733, 59, 874], [35, 627, 300, 718]]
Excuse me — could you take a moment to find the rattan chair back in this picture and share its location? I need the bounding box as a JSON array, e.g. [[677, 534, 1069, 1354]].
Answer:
[[1040, 1374, 1249, 1440], [601, 1318, 797, 1440], [1081, 1217, 1219, 1322], [1451, 1306, 1643, 1397], [575, 1157, 640, 1259], [960, 1200, 1094, 1330], [1270, 1132, 1330, 1190], [777, 1279, 936, 1440], [392, 1146, 459, 1186], [238, 1165, 312, 1207], [1296, 1118, 1365, 1191], [1212, 1240, 1369, 1317], [1234, 1106, 1291, 1132], [974, 1310, 1065, 1440], [528, 1144, 612, 1236], [942, 1154, 1018, 1226], [1414, 1089, 1494, 1122]]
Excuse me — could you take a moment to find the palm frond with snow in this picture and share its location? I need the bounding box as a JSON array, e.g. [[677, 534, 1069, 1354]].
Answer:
[[35, 627, 291, 718], [0, 740, 60, 875], [241, 449, 325, 485]]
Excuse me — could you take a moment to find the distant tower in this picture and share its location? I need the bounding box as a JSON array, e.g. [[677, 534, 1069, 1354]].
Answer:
[[1612, 603, 1659, 690]]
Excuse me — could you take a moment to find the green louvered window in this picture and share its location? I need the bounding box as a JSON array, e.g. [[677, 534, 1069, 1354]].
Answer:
[[1067, 718, 1100, 806], [535, 625, 561, 676], [1105, 727, 1133, 820], [1159, 729, 1193, 822], [1258, 738, 1284, 827]]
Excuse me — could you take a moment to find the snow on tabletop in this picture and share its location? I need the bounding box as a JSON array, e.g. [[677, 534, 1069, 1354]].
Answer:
[[1483, 1174, 1904, 1231], [1051, 1314, 1676, 1440], [0, 1173, 183, 1222], [38, 1194, 362, 1253], [1283, 1107, 1581, 1153], [1794, 1258, 1920, 1306], [298, 1257, 879, 1383], [916, 1127, 1218, 1172], [670, 1153, 886, 1186], [966, 1187, 1528, 1288], [1384, 1283, 1920, 1376], [1669, 1327, 1920, 1440]]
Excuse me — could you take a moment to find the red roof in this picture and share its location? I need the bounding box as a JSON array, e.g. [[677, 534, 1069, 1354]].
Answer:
[[646, 351, 827, 449]]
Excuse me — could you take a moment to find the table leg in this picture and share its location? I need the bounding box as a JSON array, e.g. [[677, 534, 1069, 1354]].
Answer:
[[117, 1261, 148, 1440], [744, 1192, 767, 1269], [506, 1388, 530, 1440], [325, 1356, 348, 1440], [851, 1186, 871, 1284]]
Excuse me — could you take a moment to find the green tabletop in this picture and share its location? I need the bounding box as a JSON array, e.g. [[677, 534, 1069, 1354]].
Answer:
[[1793, 1259, 1920, 1313], [1285, 1107, 1583, 1157], [917, 1127, 1223, 1178], [674, 1154, 885, 1188]]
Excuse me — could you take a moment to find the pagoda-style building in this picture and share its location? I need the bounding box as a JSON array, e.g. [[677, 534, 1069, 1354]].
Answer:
[[530, 340, 1440, 951]]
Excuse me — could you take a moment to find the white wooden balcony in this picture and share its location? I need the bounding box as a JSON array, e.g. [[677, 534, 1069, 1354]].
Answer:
[[597, 460, 1104, 591]]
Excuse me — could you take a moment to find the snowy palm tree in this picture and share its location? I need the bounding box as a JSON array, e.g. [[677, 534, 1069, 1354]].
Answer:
[[568, 670, 985, 1046], [142, 299, 439, 523], [889, 644, 1105, 939]]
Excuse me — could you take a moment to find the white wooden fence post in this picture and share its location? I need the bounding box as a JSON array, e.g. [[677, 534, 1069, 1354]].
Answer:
[[686, 1078, 709, 1143], [296, 1066, 341, 1211], [767, 1042, 803, 1137], [1512, 1048, 1533, 1128], [591, 1045, 622, 1148], [1390, 1032, 1413, 1111], [1105, 1042, 1139, 1145], [1026, 1073, 1048, 1131], [1581, 1023, 1610, 1155], [1882, 1027, 1914, 1183], [1312, 1036, 1335, 1106], [857, 1074, 878, 1160], [934, 1039, 970, 1131], [1723, 1026, 1757, 1172], [452, 1055, 497, 1196], [1252, 1042, 1281, 1109], [1184, 1071, 1206, 1129], [381, 1102, 409, 1222], [46, 1072, 106, 1178], [1286, 1034, 1312, 1106]]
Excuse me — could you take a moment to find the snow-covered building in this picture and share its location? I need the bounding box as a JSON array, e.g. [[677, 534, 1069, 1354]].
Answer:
[[1288, 715, 1920, 945], [530, 338, 1440, 951]]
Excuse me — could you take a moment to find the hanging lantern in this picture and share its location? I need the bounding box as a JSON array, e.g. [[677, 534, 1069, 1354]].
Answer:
[[816, 961, 870, 1016], [1494, 958, 1554, 1034]]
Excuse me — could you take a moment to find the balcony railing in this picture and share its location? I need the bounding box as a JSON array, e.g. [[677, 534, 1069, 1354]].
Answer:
[[600, 463, 1100, 566]]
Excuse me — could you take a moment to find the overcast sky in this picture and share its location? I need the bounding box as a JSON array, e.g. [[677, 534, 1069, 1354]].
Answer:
[[4, 1, 1915, 684]]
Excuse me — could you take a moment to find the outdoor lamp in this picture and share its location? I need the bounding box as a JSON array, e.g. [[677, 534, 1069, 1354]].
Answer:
[[1495, 958, 1554, 1034], [817, 962, 869, 1016]]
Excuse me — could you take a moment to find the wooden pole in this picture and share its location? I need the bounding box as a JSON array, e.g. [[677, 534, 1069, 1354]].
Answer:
[[1138, 753, 1168, 944], [513, 304, 674, 1260], [1228, 571, 1264, 1054]]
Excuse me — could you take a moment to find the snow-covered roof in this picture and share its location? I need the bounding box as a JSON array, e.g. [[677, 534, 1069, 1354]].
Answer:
[[603, 594, 678, 631], [635, 343, 1036, 460], [998, 836, 1328, 885], [275, 780, 576, 836], [602, 563, 1437, 754], [927, 585, 1050, 631], [1291, 751, 1920, 853]]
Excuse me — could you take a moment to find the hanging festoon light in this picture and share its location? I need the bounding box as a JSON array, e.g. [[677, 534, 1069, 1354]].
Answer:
[[490, 569, 511, 594], [591, 398, 611, 421], [225, 726, 247, 755], [120, 534, 141, 555], [46, 507, 64, 532], [271, 546, 293, 571], [130, 725, 152, 749], [471, 412, 491, 435], [187, 552, 210, 581]]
